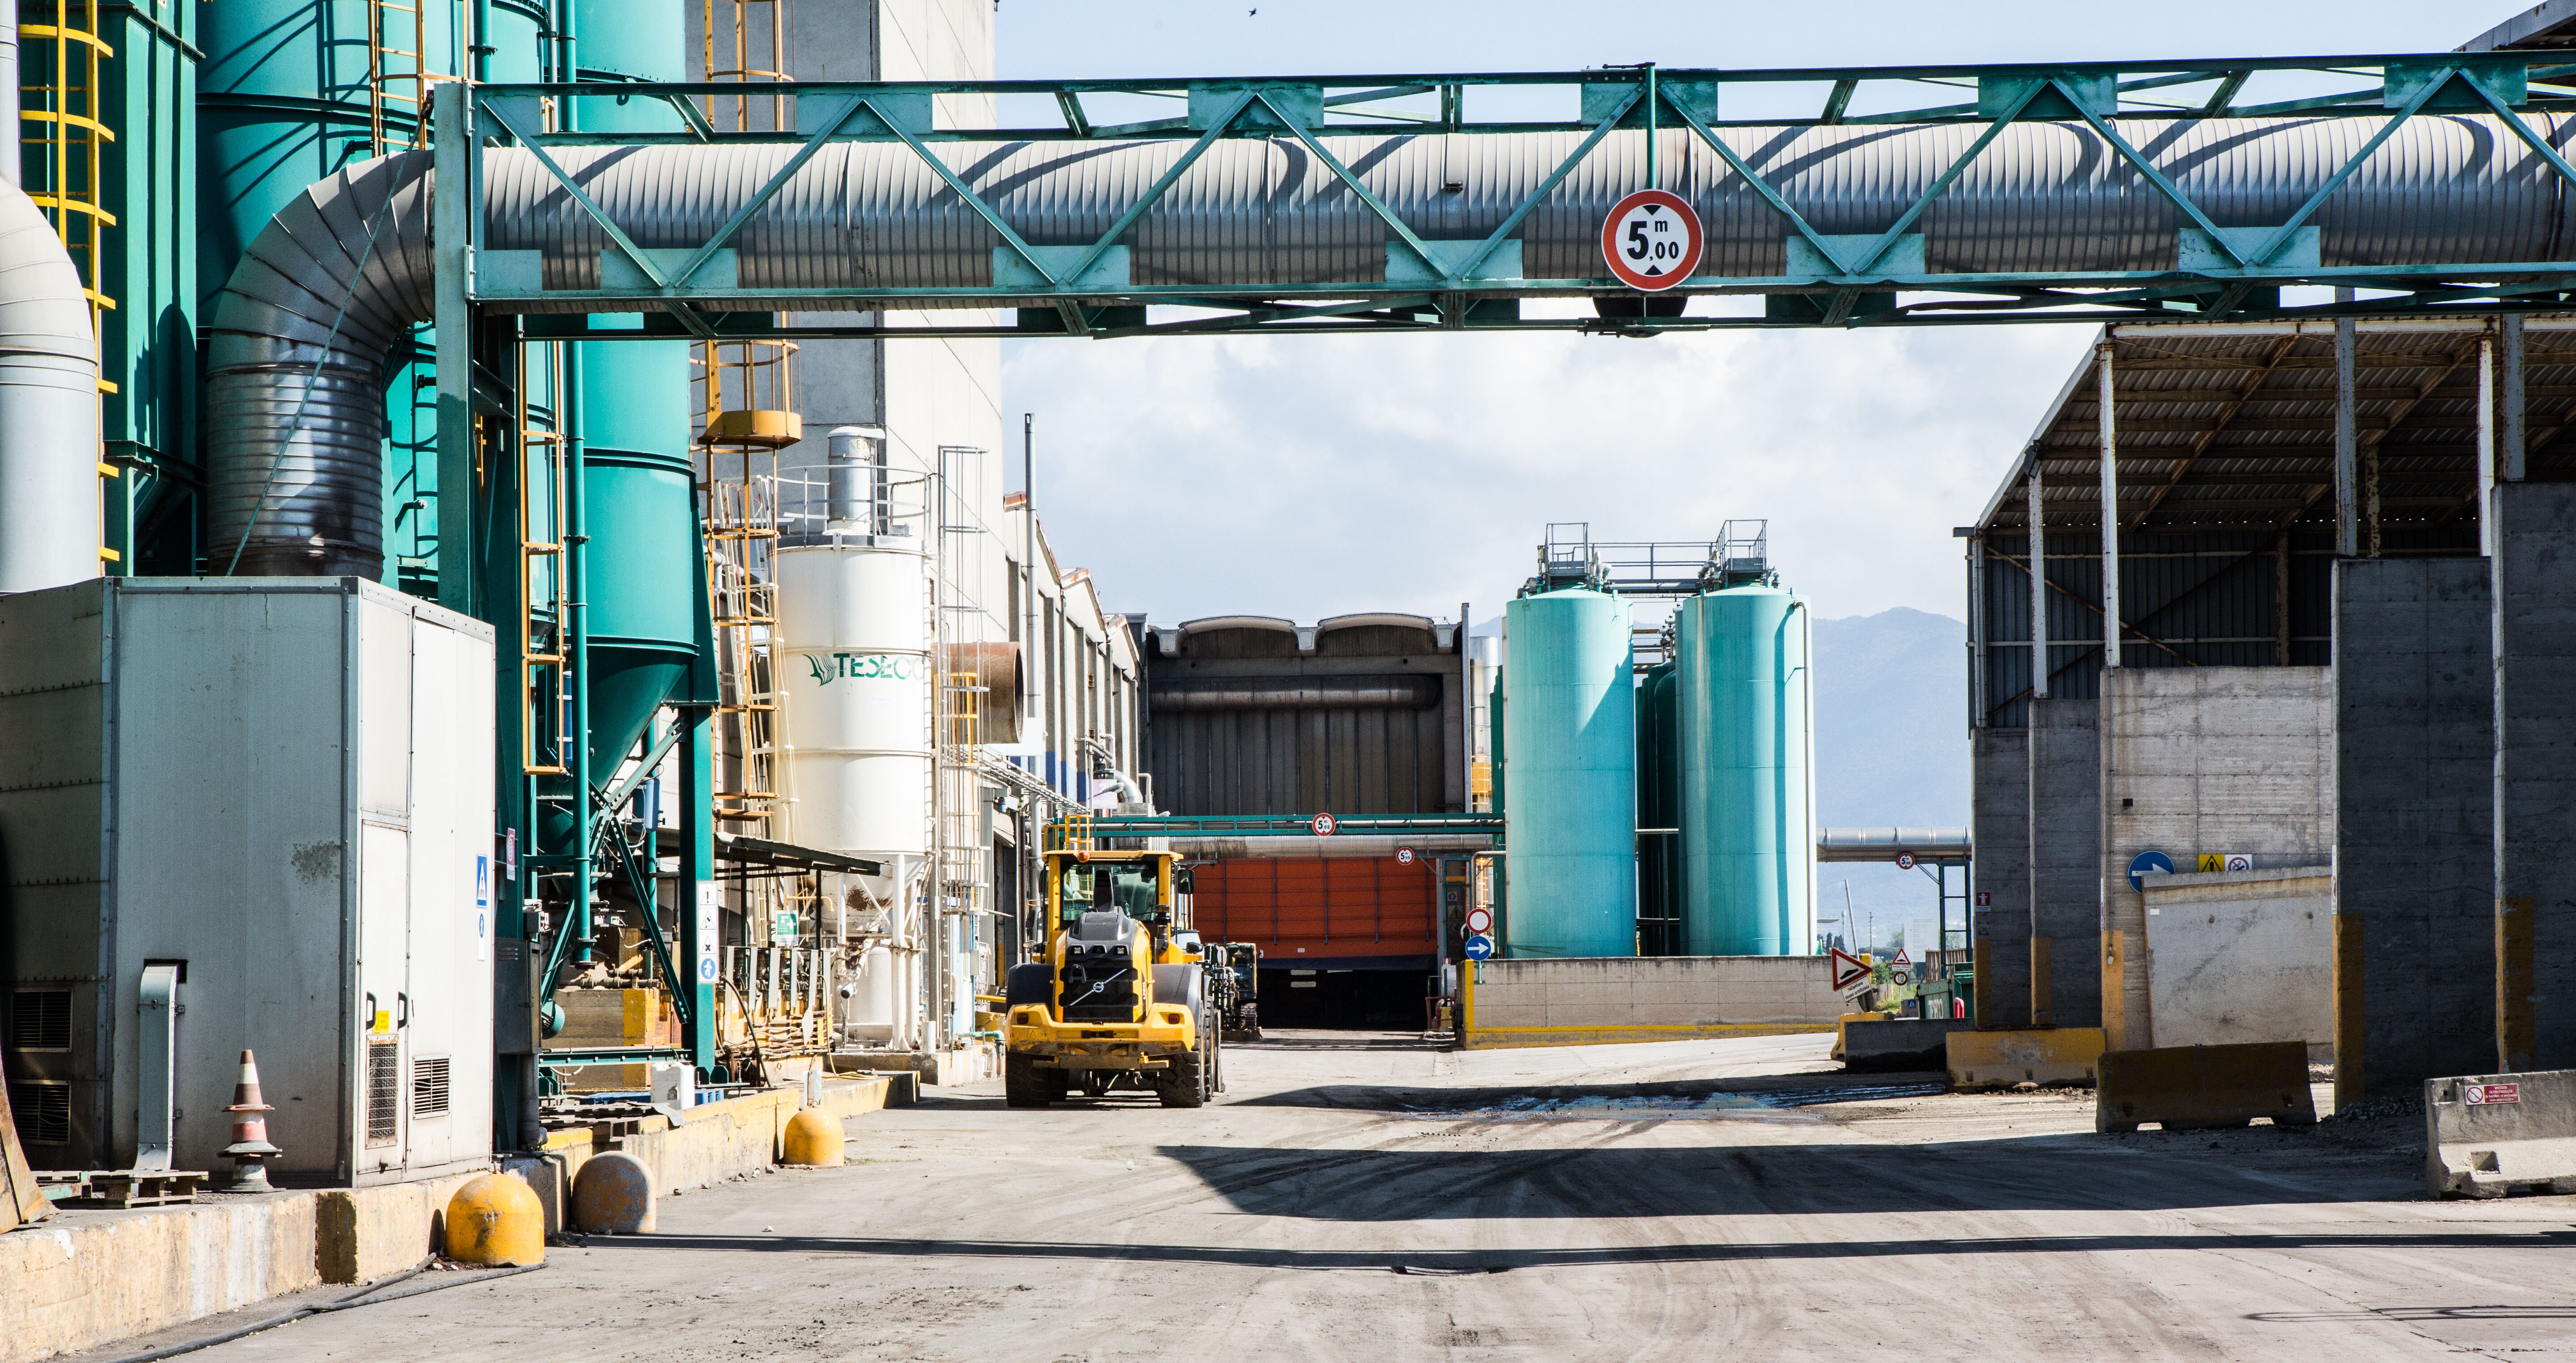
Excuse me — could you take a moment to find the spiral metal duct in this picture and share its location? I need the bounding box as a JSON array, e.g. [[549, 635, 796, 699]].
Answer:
[[208, 113, 2576, 573]]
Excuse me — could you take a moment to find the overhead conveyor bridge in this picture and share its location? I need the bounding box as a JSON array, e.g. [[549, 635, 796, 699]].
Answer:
[[208, 53, 2576, 612]]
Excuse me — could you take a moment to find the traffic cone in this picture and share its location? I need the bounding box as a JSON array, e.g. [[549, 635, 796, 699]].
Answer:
[[218, 1049, 281, 1192]]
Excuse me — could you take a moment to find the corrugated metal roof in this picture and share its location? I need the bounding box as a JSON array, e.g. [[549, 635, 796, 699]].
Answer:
[[1974, 317, 2576, 548]]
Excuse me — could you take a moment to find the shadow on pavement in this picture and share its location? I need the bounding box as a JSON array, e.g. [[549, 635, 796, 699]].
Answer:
[[1144, 1137, 2416, 1217], [583, 1225, 2571, 1270], [1235, 1072, 1939, 1112]]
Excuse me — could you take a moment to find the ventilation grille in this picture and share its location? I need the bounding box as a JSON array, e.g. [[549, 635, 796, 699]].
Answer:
[[411, 1056, 450, 1117], [9, 989, 72, 1051], [8, 1081, 69, 1146], [365, 1042, 400, 1145]]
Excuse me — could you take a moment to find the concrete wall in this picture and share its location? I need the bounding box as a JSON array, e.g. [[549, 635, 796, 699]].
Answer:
[[2334, 557, 2494, 1097], [1, 1077, 906, 1363], [2493, 482, 2576, 1072], [2028, 698, 2101, 1029], [1462, 956, 1842, 1049], [2140, 867, 2334, 1060], [511, 1075, 904, 1235], [1971, 728, 2032, 1027], [2100, 666, 2334, 1051]]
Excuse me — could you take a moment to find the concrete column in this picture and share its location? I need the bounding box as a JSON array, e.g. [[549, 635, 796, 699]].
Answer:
[[1971, 729, 2032, 1028], [2334, 558, 2493, 1102], [2027, 698, 2101, 1030], [2492, 482, 2576, 1072]]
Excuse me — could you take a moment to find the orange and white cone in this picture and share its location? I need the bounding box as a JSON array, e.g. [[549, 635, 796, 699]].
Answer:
[[218, 1049, 281, 1192]]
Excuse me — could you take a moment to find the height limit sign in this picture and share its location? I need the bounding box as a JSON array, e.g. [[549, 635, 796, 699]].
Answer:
[[1600, 189, 1702, 292]]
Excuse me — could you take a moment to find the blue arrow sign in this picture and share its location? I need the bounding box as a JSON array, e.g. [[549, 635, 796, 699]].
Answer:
[[1463, 935, 1495, 961], [2128, 850, 2175, 894]]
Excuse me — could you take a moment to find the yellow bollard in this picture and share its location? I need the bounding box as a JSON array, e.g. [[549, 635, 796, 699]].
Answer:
[[780, 1107, 845, 1167], [445, 1172, 545, 1266]]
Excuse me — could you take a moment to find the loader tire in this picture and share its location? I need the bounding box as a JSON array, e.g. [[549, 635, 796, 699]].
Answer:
[[1004, 1054, 1052, 1109], [1158, 1044, 1207, 1108]]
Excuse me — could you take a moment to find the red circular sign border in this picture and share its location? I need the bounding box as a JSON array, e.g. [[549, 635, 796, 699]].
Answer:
[[1599, 189, 1704, 293]]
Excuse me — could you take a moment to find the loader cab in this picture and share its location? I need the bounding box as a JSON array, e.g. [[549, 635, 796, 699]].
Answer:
[[1045, 851, 1191, 959]]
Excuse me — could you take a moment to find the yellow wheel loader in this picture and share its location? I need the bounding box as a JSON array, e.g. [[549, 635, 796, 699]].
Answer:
[[1003, 849, 1220, 1109]]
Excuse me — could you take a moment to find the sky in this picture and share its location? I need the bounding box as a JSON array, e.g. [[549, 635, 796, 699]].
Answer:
[[990, 0, 2502, 627]]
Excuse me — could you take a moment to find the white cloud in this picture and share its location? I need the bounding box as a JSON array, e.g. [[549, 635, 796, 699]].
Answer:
[[1004, 322, 2093, 625]]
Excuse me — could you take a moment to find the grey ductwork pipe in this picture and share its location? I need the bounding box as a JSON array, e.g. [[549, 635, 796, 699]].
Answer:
[[210, 114, 2576, 574], [0, 179, 100, 593]]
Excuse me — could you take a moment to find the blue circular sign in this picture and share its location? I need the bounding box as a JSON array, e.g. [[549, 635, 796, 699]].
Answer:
[[1463, 935, 1495, 961], [2127, 850, 2175, 894]]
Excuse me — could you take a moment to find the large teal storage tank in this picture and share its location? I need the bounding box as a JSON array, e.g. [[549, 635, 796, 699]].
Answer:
[[1635, 659, 1681, 954], [562, 0, 697, 774], [1500, 589, 1636, 958], [1675, 586, 1815, 956]]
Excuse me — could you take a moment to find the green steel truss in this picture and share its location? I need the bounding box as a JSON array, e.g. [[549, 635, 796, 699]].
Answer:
[[436, 54, 2576, 341]]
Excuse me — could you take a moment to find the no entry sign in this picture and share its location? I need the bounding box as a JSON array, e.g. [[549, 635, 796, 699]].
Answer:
[[1600, 189, 1703, 292]]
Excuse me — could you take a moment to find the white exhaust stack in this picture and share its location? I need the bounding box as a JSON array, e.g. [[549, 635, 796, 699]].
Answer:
[[0, 178, 99, 593]]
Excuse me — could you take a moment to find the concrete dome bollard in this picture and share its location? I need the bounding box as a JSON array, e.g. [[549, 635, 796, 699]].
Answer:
[[570, 1151, 657, 1234], [780, 1107, 845, 1166], [445, 1173, 545, 1266]]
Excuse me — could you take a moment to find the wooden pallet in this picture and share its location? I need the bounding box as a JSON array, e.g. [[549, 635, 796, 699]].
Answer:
[[83, 1169, 204, 1208], [33, 1171, 89, 1203]]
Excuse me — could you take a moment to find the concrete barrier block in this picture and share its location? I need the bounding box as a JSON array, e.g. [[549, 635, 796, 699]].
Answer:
[[2095, 1041, 2318, 1133], [1948, 1028, 2106, 1088], [1830, 1012, 1891, 1060], [2426, 1070, 2576, 1199], [1843, 1018, 1973, 1073]]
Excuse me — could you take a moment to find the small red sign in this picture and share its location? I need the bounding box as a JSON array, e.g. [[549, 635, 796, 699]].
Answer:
[[1975, 891, 1993, 908], [2465, 1083, 2521, 1105], [1311, 812, 1338, 838], [1599, 189, 1703, 292], [1894, 852, 1916, 870], [1395, 846, 1417, 866]]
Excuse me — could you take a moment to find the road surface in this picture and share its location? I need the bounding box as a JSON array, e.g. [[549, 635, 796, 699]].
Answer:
[[80, 1030, 2576, 1361]]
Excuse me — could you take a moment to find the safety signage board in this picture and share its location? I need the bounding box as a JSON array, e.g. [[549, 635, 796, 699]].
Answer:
[[1464, 907, 1493, 935], [2129, 850, 2176, 893], [1600, 189, 1703, 292], [2464, 1083, 2521, 1105], [1830, 947, 1871, 991], [695, 880, 721, 985], [1892, 971, 1910, 986], [1395, 846, 1416, 866], [1975, 891, 1993, 908], [1893, 948, 1911, 965], [1312, 812, 1338, 837], [1894, 852, 1916, 870], [2197, 852, 2252, 873], [1463, 934, 1495, 961]]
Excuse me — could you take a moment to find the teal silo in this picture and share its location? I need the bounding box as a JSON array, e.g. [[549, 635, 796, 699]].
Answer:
[[1500, 589, 1637, 958], [564, 0, 700, 775], [1635, 660, 1681, 954], [1675, 586, 1814, 956]]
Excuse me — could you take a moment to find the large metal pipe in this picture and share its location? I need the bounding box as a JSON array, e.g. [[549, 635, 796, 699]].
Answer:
[[209, 113, 2576, 573], [0, 3, 19, 188], [0, 178, 100, 593]]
